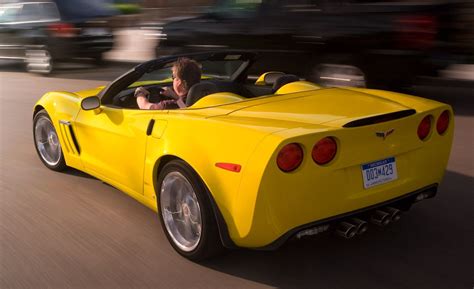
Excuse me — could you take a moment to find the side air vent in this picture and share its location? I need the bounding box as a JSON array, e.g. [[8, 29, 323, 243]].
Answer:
[[343, 109, 416, 128], [58, 120, 81, 155]]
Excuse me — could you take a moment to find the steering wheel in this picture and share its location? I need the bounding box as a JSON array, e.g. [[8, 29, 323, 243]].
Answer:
[[115, 85, 167, 108], [146, 85, 166, 103], [146, 85, 164, 97]]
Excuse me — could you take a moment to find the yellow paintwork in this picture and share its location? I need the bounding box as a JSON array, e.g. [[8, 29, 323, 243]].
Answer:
[[34, 80, 453, 248], [191, 92, 245, 108], [275, 81, 321, 94]]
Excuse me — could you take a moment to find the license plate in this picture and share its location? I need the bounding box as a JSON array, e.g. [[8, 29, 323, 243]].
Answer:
[[361, 157, 398, 189]]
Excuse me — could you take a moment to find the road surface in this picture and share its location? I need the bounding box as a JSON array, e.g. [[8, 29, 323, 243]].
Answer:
[[0, 69, 473, 289]]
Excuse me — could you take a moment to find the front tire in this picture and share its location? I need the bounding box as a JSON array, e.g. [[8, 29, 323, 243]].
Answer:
[[33, 110, 66, 171], [157, 160, 223, 261]]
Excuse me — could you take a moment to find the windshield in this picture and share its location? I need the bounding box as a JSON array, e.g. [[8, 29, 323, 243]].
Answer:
[[99, 52, 255, 106], [132, 57, 249, 87], [202, 59, 248, 79]]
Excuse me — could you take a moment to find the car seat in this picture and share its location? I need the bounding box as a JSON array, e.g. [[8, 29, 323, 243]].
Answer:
[[186, 82, 219, 107]]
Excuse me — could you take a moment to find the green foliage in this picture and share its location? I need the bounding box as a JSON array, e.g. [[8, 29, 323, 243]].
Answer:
[[113, 3, 141, 15]]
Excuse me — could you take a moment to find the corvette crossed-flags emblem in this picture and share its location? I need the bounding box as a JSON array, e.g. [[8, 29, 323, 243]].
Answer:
[[375, 128, 395, 140]]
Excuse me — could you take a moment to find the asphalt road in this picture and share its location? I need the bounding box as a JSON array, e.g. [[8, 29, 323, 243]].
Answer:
[[0, 67, 473, 289]]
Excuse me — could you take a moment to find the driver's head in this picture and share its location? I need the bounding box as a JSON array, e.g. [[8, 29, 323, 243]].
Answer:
[[172, 57, 201, 95]]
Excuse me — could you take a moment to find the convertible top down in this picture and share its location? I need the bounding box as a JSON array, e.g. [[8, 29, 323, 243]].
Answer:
[[33, 51, 453, 260]]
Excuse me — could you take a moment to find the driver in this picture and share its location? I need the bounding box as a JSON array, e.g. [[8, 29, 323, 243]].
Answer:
[[135, 57, 201, 109]]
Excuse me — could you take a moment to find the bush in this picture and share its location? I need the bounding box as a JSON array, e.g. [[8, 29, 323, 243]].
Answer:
[[113, 3, 141, 15]]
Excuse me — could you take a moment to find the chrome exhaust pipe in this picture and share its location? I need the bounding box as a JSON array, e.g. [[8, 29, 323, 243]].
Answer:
[[385, 207, 401, 222], [349, 218, 368, 235], [335, 222, 357, 239], [370, 210, 391, 227]]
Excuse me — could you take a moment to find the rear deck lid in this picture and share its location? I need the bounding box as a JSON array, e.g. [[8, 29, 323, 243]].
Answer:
[[227, 88, 412, 128]]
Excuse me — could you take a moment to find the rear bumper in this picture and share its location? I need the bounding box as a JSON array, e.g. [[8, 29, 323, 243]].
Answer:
[[226, 106, 453, 248], [258, 183, 438, 250]]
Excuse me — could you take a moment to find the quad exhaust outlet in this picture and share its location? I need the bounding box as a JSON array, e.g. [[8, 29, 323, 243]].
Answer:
[[335, 218, 369, 239], [330, 206, 405, 239], [385, 207, 401, 222], [369, 207, 402, 226], [335, 221, 357, 239], [370, 210, 391, 227], [350, 218, 368, 235]]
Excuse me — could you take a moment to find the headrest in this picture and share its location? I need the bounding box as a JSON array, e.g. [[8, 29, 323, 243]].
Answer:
[[272, 74, 300, 93], [186, 82, 219, 107], [264, 72, 285, 85]]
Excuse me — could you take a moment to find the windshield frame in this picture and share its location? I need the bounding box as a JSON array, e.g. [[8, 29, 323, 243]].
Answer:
[[99, 51, 257, 105]]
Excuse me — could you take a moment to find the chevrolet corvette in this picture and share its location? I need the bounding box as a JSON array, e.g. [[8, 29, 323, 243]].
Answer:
[[33, 51, 453, 260]]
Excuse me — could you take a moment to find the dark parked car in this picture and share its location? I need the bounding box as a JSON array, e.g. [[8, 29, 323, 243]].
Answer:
[[0, 1, 115, 73], [156, 0, 462, 89]]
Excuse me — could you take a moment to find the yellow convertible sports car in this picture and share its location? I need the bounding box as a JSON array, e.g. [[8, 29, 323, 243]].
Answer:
[[33, 52, 453, 260]]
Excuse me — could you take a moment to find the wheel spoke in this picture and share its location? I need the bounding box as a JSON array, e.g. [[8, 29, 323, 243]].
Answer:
[[160, 171, 202, 252], [182, 219, 194, 241], [34, 117, 61, 166]]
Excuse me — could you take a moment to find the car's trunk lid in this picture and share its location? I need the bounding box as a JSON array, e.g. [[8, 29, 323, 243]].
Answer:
[[226, 88, 412, 128]]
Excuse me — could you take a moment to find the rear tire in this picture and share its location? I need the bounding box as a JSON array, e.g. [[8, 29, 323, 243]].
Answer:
[[33, 110, 66, 171], [92, 53, 104, 65], [157, 159, 224, 261], [310, 63, 366, 88], [307, 54, 367, 88]]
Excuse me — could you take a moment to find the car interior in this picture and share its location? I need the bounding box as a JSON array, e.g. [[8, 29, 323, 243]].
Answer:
[[110, 72, 305, 110]]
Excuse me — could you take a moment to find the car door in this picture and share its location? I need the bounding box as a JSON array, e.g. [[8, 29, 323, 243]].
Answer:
[[74, 106, 162, 195]]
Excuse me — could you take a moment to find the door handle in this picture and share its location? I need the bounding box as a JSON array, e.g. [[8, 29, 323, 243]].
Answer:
[[146, 119, 155, 136]]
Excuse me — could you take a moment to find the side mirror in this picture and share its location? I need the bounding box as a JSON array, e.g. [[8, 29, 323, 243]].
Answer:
[[81, 96, 100, 111]]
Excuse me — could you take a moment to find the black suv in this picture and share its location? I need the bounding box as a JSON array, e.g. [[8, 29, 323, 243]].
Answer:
[[0, 1, 115, 73], [157, 0, 463, 89]]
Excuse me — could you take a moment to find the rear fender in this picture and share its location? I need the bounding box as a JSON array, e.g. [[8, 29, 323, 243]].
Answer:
[[143, 115, 273, 246]]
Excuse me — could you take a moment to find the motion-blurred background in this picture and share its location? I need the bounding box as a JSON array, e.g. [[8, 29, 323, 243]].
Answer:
[[1, 3, 473, 288], [1, 0, 473, 91]]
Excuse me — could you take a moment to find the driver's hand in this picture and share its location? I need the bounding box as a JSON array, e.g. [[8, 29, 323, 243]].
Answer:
[[134, 86, 150, 98], [161, 87, 179, 100]]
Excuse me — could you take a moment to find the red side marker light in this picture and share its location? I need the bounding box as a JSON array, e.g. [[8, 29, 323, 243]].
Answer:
[[215, 162, 241, 173]]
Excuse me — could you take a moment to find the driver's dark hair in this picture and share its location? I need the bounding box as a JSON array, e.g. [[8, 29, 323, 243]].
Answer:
[[173, 57, 201, 91]]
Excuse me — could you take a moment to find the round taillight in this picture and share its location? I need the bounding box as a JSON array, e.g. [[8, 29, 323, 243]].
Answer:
[[312, 137, 337, 165], [277, 143, 303, 172], [436, 110, 450, 135], [417, 115, 432, 140]]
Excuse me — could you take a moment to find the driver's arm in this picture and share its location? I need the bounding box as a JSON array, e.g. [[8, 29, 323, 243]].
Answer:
[[135, 87, 162, 110], [137, 95, 162, 110]]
